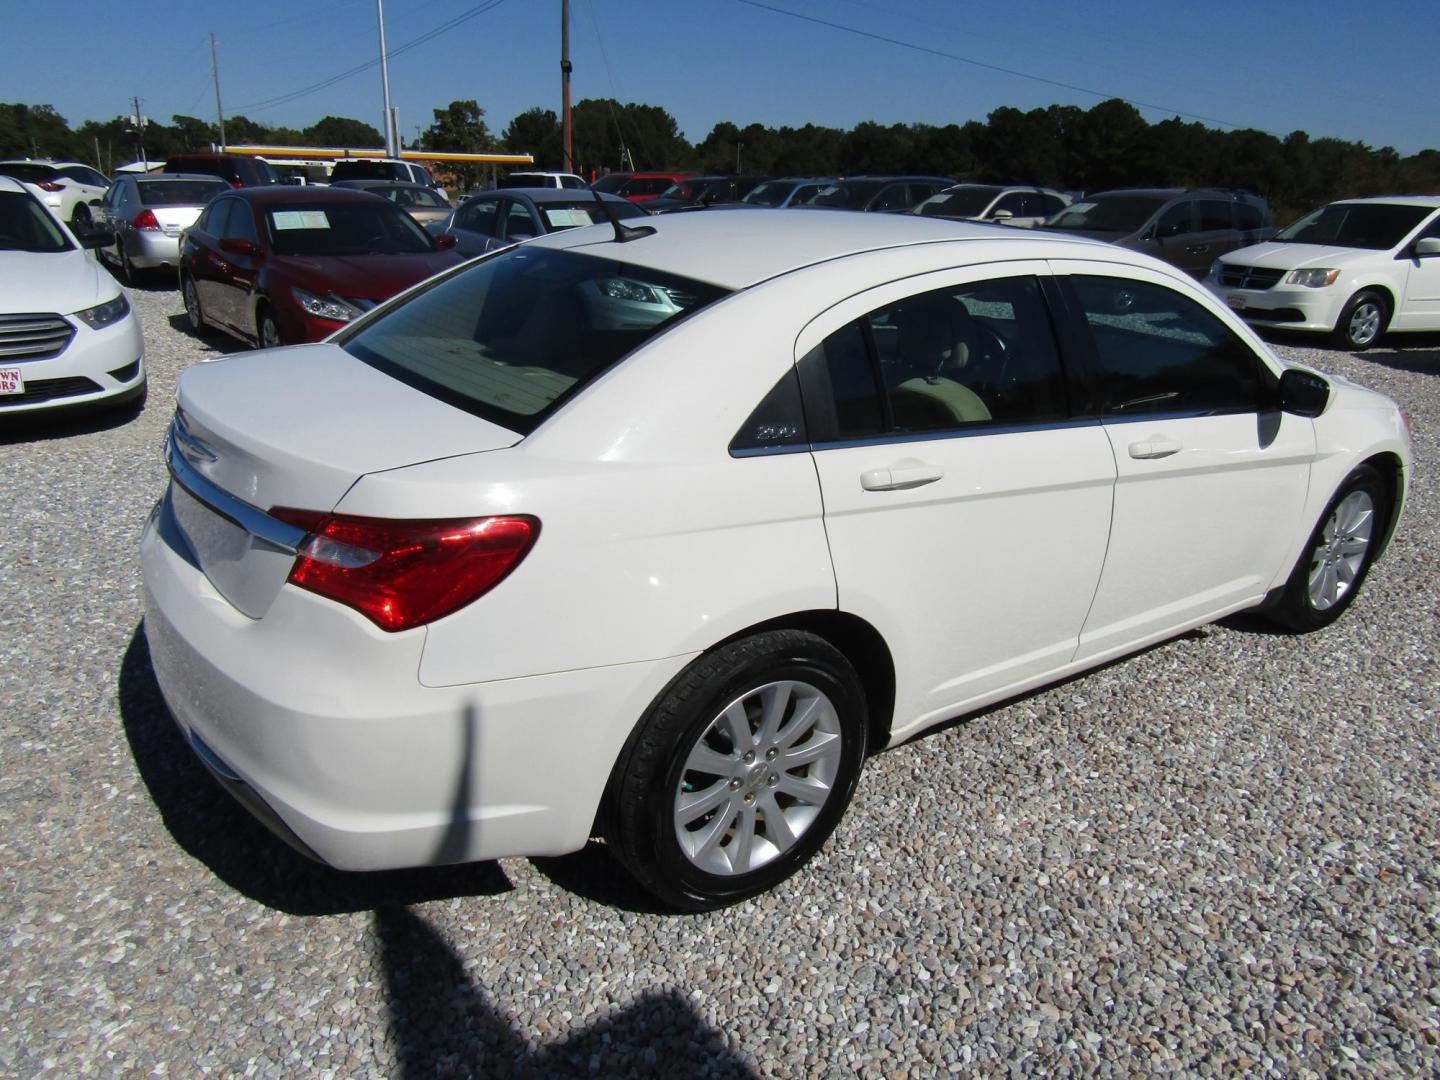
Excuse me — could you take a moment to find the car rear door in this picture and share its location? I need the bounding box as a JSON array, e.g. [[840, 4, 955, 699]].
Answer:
[[1397, 213, 1440, 329], [1051, 262, 1315, 663], [800, 264, 1116, 729]]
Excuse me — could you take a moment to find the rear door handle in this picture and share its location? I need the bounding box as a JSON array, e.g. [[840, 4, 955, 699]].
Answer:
[[1128, 435, 1183, 460], [860, 461, 945, 491]]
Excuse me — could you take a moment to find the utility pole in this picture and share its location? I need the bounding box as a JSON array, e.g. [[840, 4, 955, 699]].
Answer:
[[210, 33, 227, 149], [130, 96, 149, 170], [561, 0, 573, 172], [377, 0, 398, 157]]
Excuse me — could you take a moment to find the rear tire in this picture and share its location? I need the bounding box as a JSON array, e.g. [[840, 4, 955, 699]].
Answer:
[[70, 203, 92, 231], [605, 630, 868, 911], [1333, 289, 1388, 351], [1269, 464, 1389, 632]]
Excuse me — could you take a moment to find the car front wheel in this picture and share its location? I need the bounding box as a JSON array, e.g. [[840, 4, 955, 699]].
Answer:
[[1271, 464, 1389, 631], [257, 305, 283, 349], [1334, 289, 1388, 350], [605, 630, 868, 911]]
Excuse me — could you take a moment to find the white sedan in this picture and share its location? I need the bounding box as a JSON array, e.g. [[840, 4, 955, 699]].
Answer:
[[0, 176, 146, 416], [140, 208, 1410, 910], [1207, 195, 1440, 349]]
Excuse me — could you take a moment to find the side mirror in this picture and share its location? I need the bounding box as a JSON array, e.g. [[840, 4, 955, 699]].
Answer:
[[433, 233, 458, 249], [990, 209, 1013, 221], [1279, 368, 1330, 418], [1414, 237, 1440, 257], [219, 237, 259, 257]]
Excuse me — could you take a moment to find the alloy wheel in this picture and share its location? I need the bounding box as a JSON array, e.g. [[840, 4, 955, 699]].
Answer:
[[1308, 490, 1374, 611]]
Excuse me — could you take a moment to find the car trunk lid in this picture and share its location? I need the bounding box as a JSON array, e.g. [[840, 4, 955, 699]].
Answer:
[[163, 342, 521, 618]]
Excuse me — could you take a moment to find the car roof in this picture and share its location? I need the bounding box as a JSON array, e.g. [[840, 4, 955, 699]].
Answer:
[[466, 187, 630, 205], [536, 206, 1112, 290], [133, 172, 227, 183], [1329, 195, 1440, 208], [226, 186, 389, 204]]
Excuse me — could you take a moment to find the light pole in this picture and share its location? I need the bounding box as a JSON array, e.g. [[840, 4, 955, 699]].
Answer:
[[377, 0, 398, 156]]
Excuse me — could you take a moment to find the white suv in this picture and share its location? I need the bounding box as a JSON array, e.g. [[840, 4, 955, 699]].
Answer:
[[1207, 196, 1440, 349], [0, 159, 109, 229]]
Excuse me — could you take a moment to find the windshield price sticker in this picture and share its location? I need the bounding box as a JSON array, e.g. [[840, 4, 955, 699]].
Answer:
[[271, 210, 331, 231], [0, 368, 24, 395]]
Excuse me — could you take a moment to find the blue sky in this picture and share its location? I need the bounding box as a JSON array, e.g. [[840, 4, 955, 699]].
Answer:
[[5, 0, 1438, 156]]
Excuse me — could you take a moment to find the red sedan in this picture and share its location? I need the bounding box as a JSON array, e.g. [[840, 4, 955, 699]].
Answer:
[[179, 186, 464, 348]]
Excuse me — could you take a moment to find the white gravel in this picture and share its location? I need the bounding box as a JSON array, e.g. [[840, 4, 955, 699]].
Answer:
[[1, 273, 1437, 1077]]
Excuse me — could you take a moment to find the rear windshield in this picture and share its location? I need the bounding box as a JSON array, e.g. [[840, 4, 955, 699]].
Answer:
[[340, 246, 730, 434], [742, 181, 794, 206], [263, 201, 435, 256], [0, 190, 72, 253], [1273, 203, 1435, 249], [0, 162, 62, 184], [331, 161, 403, 182], [1047, 196, 1166, 233], [914, 186, 1002, 218], [138, 180, 227, 206]]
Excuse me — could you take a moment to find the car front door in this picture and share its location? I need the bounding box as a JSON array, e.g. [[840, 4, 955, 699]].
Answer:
[[212, 199, 263, 337], [450, 197, 502, 257], [1397, 213, 1440, 329], [187, 198, 235, 324], [1054, 264, 1315, 664], [800, 265, 1117, 731]]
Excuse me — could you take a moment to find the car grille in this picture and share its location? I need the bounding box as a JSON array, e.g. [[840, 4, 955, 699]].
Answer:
[[0, 313, 75, 361], [659, 286, 698, 308], [0, 375, 102, 407], [1219, 264, 1285, 290]]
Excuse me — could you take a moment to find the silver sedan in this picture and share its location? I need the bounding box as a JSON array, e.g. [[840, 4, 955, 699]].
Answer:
[[99, 173, 228, 285]]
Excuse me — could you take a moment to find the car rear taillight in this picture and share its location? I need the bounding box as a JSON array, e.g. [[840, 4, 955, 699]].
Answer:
[[37, 181, 64, 192], [269, 509, 539, 632], [132, 209, 161, 230]]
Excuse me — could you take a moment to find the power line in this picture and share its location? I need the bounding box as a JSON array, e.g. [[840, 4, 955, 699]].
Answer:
[[232, 0, 511, 115], [732, 0, 1270, 134]]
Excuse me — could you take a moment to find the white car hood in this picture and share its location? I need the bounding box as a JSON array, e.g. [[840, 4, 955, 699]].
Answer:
[[1224, 242, 1383, 271], [0, 247, 116, 316]]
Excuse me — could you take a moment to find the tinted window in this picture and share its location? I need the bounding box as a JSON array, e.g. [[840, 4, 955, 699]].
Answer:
[[742, 181, 794, 207], [1155, 202, 1192, 238], [1198, 200, 1233, 231], [200, 198, 234, 237], [1274, 203, 1434, 249], [0, 162, 61, 184], [57, 165, 108, 187], [0, 190, 72, 252], [1070, 275, 1267, 416], [137, 180, 227, 206], [503, 201, 536, 239], [1236, 202, 1264, 231], [455, 198, 501, 237], [869, 185, 912, 213], [916, 186, 1001, 218], [341, 247, 729, 434], [994, 192, 1027, 216], [730, 369, 808, 453], [223, 200, 259, 244], [1034, 194, 1067, 217], [807, 276, 1068, 440], [622, 177, 674, 197], [1049, 196, 1166, 233]]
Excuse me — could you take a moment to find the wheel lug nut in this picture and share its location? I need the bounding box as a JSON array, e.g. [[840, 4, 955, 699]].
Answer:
[[744, 793, 755, 805], [728, 778, 742, 790], [742, 751, 755, 764], [766, 748, 777, 760], [767, 773, 779, 786]]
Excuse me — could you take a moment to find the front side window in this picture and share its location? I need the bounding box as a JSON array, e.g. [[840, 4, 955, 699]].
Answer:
[[1048, 196, 1167, 234], [1198, 200, 1234, 232], [1155, 202, 1193, 238], [1070, 275, 1270, 416], [804, 276, 1069, 441], [503, 201, 537, 239], [224, 201, 260, 245], [1274, 202, 1435, 250], [0, 190, 72, 253], [57, 165, 109, 187], [341, 246, 729, 434], [913, 185, 1001, 218], [456, 198, 501, 237]]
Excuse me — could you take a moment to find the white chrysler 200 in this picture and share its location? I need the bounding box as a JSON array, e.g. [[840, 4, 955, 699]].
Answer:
[[141, 209, 1410, 910]]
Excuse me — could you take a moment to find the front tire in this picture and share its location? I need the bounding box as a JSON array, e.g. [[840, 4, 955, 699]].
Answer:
[[1270, 464, 1389, 632], [257, 305, 283, 349], [1334, 289, 1388, 350], [605, 630, 868, 911]]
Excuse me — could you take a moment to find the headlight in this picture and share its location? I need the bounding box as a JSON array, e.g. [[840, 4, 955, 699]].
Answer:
[[1286, 268, 1341, 288], [292, 287, 363, 322], [72, 293, 130, 330]]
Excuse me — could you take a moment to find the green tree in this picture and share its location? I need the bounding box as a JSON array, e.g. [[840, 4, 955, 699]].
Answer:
[[501, 107, 562, 169], [420, 100, 493, 189], [0, 103, 77, 159], [303, 116, 384, 148]]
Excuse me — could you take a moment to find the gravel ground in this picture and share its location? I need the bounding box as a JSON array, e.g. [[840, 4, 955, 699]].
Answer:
[[1, 272, 1437, 1078]]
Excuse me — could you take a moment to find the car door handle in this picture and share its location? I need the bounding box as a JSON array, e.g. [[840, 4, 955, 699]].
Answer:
[[860, 462, 945, 491], [1186, 244, 1209, 255], [1128, 435, 1183, 460]]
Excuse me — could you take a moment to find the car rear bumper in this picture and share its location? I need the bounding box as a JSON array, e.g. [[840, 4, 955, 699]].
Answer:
[[0, 309, 145, 414], [140, 492, 691, 871], [130, 232, 182, 268]]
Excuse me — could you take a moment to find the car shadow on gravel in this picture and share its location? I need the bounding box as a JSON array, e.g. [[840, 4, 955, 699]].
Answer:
[[0, 399, 147, 444], [374, 905, 757, 1077], [1352, 343, 1440, 376], [118, 625, 515, 916], [164, 313, 251, 357]]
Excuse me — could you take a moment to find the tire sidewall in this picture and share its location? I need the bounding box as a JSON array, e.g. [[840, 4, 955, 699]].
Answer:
[[619, 634, 868, 910], [182, 276, 204, 333], [1337, 290, 1387, 351]]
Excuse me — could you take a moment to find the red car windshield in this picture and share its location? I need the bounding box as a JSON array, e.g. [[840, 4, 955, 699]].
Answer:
[[263, 202, 435, 257]]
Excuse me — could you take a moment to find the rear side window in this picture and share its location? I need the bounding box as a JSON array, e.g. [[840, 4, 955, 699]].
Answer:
[[1198, 200, 1234, 231], [456, 198, 501, 237], [1069, 275, 1270, 416], [341, 247, 730, 434], [1236, 202, 1264, 231]]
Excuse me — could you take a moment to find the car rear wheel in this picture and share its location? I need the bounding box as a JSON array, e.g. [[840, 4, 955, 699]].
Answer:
[[1334, 289, 1388, 350], [118, 239, 139, 286], [70, 203, 92, 231], [605, 630, 868, 911], [1270, 464, 1388, 632], [181, 275, 209, 336]]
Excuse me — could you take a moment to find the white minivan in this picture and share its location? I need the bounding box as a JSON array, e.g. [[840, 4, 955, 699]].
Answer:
[[1207, 196, 1440, 349]]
